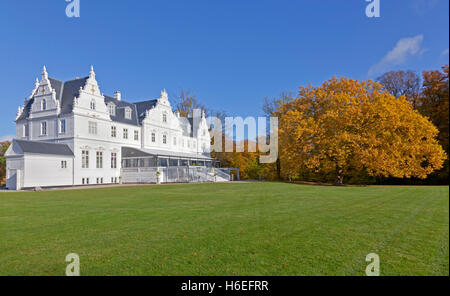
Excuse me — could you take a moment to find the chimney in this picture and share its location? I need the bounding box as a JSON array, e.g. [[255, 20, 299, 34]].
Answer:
[[114, 91, 121, 101]]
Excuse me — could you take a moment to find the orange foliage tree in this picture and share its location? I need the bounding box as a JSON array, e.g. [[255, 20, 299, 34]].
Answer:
[[420, 65, 449, 154], [278, 77, 446, 185]]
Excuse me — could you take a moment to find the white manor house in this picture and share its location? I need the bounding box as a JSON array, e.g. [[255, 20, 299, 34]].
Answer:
[[5, 66, 231, 190]]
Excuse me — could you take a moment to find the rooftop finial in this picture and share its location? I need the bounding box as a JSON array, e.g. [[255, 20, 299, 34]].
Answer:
[[35, 77, 39, 87], [42, 65, 48, 79], [89, 65, 95, 79], [161, 88, 168, 100]]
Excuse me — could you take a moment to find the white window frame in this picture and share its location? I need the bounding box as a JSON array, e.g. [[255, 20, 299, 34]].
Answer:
[[125, 107, 132, 120], [40, 121, 47, 136], [88, 121, 98, 135], [96, 151, 103, 169], [108, 103, 116, 116], [111, 153, 117, 169], [22, 124, 28, 137], [82, 150, 89, 168], [123, 128, 128, 139], [59, 119, 66, 134], [90, 99, 96, 110]]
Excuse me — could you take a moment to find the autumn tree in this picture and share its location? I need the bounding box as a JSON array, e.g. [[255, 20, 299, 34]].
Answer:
[[262, 92, 294, 180], [173, 89, 206, 117], [420, 65, 449, 153], [0, 142, 10, 185], [279, 77, 446, 185], [377, 70, 421, 108]]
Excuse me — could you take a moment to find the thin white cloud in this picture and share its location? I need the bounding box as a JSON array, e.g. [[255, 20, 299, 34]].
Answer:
[[442, 48, 449, 56], [368, 35, 425, 77], [0, 135, 14, 142]]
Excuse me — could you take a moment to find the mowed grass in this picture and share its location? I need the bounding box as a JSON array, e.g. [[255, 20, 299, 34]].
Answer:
[[0, 182, 448, 276]]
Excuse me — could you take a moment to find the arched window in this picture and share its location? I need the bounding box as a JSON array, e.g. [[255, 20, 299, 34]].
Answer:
[[90, 99, 96, 110], [41, 99, 47, 111], [162, 113, 167, 123], [163, 134, 167, 144], [151, 132, 156, 143]]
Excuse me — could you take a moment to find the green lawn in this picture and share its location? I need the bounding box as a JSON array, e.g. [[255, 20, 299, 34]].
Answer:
[[0, 182, 448, 276]]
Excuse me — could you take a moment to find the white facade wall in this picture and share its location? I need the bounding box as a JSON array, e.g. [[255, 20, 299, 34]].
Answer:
[[23, 154, 74, 188], [5, 157, 24, 190]]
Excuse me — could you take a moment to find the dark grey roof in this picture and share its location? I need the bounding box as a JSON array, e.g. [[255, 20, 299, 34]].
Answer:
[[17, 77, 88, 121], [104, 96, 140, 126], [179, 117, 193, 137], [59, 77, 88, 115], [17, 98, 34, 121], [122, 146, 154, 158], [134, 100, 158, 123], [14, 139, 74, 156], [122, 146, 213, 160]]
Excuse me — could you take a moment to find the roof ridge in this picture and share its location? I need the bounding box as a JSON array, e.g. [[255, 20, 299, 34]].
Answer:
[[48, 77, 63, 82], [64, 76, 89, 83], [134, 99, 158, 104]]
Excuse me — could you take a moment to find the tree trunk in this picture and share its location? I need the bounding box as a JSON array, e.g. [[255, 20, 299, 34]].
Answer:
[[334, 175, 344, 186], [334, 167, 344, 186], [276, 158, 281, 180]]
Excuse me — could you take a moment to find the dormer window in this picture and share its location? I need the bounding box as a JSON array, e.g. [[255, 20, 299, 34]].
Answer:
[[108, 103, 116, 116], [125, 107, 132, 119], [41, 99, 47, 111], [90, 99, 96, 110]]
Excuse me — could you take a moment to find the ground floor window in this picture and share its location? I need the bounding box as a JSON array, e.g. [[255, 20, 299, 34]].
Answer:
[[158, 158, 168, 167], [111, 153, 117, 169], [96, 152, 103, 169], [82, 150, 89, 168]]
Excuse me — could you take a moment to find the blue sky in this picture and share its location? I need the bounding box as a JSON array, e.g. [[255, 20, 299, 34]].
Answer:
[[0, 0, 448, 140]]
